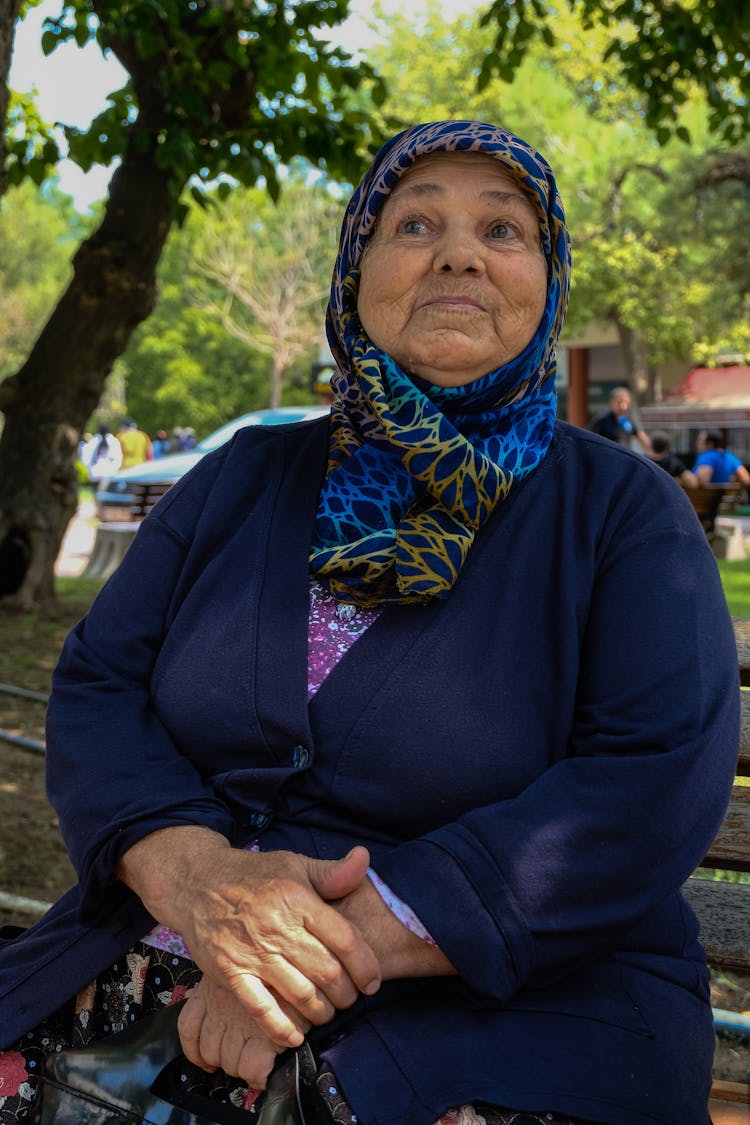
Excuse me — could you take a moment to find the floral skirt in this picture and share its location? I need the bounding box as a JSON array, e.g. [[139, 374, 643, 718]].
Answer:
[[0, 941, 599, 1125]]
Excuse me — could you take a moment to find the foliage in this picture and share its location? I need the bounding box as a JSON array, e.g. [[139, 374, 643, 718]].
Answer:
[[357, 3, 750, 389], [0, 0, 394, 607], [113, 257, 271, 440], [477, 0, 750, 144], [3, 87, 59, 190], [7, 0, 387, 201], [112, 173, 342, 435], [189, 173, 341, 409], [0, 179, 88, 378]]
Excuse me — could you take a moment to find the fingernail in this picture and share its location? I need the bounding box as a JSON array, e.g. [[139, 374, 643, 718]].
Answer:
[[288, 1029, 305, 1047], [363, 977, 380, 996]]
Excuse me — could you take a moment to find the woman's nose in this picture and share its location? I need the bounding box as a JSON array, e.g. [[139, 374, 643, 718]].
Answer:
[[432, 228, 485, 274]]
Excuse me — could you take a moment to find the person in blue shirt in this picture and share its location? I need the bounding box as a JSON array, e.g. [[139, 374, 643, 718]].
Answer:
[[693, 428, 750, 488], [589, 386, 651, 452]]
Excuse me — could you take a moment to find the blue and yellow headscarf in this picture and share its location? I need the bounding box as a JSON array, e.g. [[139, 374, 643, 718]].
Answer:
[[309, 120, 571, 606]]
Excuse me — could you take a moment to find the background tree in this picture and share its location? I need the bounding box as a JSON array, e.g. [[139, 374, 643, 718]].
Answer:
[[114, 223, 271, 438], [355, 2, 750, 398], [477, 0, 750, 144], [0, 179, 86, 377], [190, 175, 340, 410], [0, 0, 385, 607], [0, 0, 23, 195]]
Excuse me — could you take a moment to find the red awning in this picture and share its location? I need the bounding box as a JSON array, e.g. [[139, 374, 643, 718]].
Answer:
[[667, 366, 750, 406]]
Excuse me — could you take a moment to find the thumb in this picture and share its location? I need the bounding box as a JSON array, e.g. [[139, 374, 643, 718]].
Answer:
[[307, 845, 371, 901]]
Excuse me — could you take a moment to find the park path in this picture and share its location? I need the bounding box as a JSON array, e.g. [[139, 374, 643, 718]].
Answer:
[[55, 497, 97, 578]]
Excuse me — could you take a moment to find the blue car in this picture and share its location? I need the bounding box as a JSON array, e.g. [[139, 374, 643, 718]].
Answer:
[[95, 406, 329, 522]]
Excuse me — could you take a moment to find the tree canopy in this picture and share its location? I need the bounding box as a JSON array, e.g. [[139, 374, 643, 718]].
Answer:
[[478, 0, 750, 144], [5, 0, 386, 198], [1, 0, 749, 606], [0, 0, 387, 606], [358, 0, 750, 397]]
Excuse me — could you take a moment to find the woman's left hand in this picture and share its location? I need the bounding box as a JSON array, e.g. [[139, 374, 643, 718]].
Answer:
[[177, 977, 310, 1090]]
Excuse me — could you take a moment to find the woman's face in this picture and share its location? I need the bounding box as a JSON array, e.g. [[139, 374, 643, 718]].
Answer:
[[356, 151, 548, 387]]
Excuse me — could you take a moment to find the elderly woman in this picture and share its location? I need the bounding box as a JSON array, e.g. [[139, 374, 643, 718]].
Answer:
[[0, 121, 738, 1125]]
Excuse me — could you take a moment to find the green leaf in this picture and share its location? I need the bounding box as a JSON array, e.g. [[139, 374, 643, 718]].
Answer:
[[40, 29, 58, 56]]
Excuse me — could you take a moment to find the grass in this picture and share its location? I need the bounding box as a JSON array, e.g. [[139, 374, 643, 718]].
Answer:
[[0, 577, 104, 693], [716, 558, 750, 617]]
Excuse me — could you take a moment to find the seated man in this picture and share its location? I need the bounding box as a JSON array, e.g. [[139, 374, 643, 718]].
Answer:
[[647, 431, 698, 488], [693, 429, 750, 488]]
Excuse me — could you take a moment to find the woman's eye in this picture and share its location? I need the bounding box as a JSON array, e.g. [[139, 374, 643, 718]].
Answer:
[[490, 222, 515, 240], [400, 216, 427, 235]]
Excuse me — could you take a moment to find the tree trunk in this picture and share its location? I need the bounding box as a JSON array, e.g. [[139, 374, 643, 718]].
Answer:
[[0, 140, 179, 607], [270, 354, 285, 410], [0, 0, 23, 200], [613, 317, 649, 400]]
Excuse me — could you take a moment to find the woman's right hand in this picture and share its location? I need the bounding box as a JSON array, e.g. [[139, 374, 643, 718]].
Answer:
[[177, 977, 307, 1089], [116, 828, 381, 1047]]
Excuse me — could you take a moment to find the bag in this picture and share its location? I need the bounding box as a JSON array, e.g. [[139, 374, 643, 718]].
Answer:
[[31, 1002, 330, 1125]]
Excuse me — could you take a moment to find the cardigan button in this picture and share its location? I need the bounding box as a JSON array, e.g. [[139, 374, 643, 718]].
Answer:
[[247, 811, 269, 830], [292, 745, 310, 768]]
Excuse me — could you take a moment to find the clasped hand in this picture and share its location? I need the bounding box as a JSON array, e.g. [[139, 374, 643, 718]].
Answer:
[[168, 843, 380, 1077]]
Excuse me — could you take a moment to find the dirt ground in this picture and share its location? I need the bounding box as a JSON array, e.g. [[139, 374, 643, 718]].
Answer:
[[0, 588, 748, 1086]]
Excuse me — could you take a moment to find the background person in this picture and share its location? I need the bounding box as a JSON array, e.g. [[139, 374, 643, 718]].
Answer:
[[116, 417, 154, 468], [693, 428, 750, 489], [0, 120, 738, 1125], [647, 429, 698, 488], [79, 422, 123, 486], [589, 385, 652, 453], [152, 428, 170, 458]]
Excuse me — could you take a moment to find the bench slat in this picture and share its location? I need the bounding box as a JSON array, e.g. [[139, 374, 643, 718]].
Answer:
[[708, 1091, 750, 1123], [740, 692, 750, 775], [130, 481, 173, 519], [685, 482, 744, 532], [734, 620, 750, 688], [711, 1080, 750, 1105], [684, 880, 750, 971], [703, 785, 750, 872]]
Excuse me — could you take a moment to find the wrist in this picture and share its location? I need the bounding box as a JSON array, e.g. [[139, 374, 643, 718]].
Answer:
[[116, 825, 231, 924]]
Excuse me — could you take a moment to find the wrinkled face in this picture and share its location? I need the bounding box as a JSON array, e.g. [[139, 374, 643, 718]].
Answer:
[[610, 391, 631, 416], [356, 151, 548, 387]]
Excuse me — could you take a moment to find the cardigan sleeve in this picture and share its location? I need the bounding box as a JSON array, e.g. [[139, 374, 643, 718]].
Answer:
[[45, 448, 241, 921], [371, 489, 739, 1003]]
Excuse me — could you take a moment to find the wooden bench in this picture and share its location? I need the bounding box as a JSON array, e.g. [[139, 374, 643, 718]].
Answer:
[[6, 616, 750, 1115], [682, 482, 745, 533], [83, 481, 174, 580], [687, 618, 750, 1120]]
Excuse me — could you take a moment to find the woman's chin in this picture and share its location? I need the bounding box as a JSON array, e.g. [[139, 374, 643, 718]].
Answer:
[[405, 353, 498, 388]]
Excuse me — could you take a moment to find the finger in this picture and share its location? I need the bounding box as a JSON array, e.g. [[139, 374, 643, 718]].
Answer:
[[236, 1035, 281, 1089], [178, 992, 217, 1073], [247, 927, 362, 1016], [306, 847, 371, 901], [231, 972, 306, 1048], [199, 1007, 229, 1073], [214, 1018, 256, 1081], [303, 902, 381, 999]]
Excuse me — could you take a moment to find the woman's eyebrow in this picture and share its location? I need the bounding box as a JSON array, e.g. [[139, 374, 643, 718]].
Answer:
[[480, 189, 533, 208], [389, 181, 530, 207]]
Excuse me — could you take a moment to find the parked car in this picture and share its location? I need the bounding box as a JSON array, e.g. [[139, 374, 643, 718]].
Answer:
[[95, 406, 329, 522]]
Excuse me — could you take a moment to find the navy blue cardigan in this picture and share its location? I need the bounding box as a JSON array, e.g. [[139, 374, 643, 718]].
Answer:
[[0, 418, 739, 1124]]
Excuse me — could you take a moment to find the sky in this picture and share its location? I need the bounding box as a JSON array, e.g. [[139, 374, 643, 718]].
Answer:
[[9, 0, 478, 210]]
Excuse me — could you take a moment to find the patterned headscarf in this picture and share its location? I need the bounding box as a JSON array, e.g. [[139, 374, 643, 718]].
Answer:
[[309, 120, 571, 606]]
